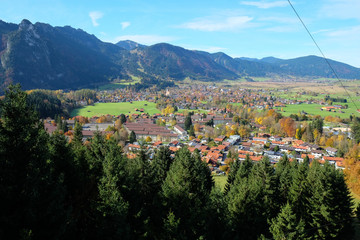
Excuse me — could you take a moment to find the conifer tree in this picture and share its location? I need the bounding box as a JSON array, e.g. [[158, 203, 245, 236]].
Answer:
[[97, 139, 129, 239], [307, 161, 353, 239], [129, 130, 136, 143], [224, 159, 241, 195], [288, 160, 310, 223], [0, 84, 66, 239], [73, 120, 83, 144], [152, 146, 173, 187], [251, 156, 278, 235], [184, 115, 192, 131], [269, 202, 306, 240], [124, 147, 157, 238], [234, 154, 253, 181], [161, 147, 213, 239], [275, 154, 293, 205], [120, 113, 127, 124], [189, 124, 195, 137], [352, 118, 360, 144]]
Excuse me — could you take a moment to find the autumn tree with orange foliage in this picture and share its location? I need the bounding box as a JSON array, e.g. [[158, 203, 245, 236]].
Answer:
[[344, 144, 360, 195], [279, 117, 296, 137]]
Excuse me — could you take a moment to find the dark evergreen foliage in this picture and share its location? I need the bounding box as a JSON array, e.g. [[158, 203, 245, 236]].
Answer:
[[129, 130, 136, 143], [184, 114, 192, 131], [0, 85, 356, 239]]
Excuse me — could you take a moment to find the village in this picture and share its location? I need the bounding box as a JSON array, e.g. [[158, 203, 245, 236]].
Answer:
[[45, 103, 349, 176]]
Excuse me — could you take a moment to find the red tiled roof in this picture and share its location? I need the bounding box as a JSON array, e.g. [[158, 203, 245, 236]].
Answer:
[[301, 154, 315, 159], [323, 156, 344, 162], [169, 146, 179, 152], [238, 150, 254, 156]]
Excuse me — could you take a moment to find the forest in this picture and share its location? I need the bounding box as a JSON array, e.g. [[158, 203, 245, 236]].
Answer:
[[0, 85, 358, 240]]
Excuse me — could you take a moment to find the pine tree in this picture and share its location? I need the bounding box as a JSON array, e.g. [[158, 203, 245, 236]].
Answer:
[[152, 146, 173, 187], [269, 202, 306, 240], [120, 113, 127, 124], [227, 173, 263, 240], [307, 160, 354, 239], [97, 139, 129, 239], [184, 115, 192, 131], [234, 154, 253, 181], [288, 160, 310, 224], [251, 156, 278, 236], [275, 154, 293, 205], [0, 84, 66, 239], [224, 159, 241, 195], [161, 147, 213, 239], [189, 125, 195, 137], [124, 147, 157, 238], [352, 118, 360, 144], [129, 130, 136, 143], [72, 120, 83, 144]]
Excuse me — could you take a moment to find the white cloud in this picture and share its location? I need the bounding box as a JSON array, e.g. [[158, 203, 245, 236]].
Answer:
[[112, 35, 177, 45], [326, 25, 360, 38], [312, 29, 331, 35], [121, 21, 130, 30], [320, 0, 360, 20], [264, 26, 297, 32], [190, 46, 227, 53], [89, 11, 103, 27], [241, 1, 288, 9], [179, 16, 253, 32], [259, 16, 298, 24]]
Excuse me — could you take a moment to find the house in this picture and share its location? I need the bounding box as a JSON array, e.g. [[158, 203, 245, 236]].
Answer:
[[169, 140, 180, 147], [253, 137, 268, 143], [153, 141, 163, 148], [323, 156, 345, 170], [128, 143, 141, 151], [174, 125, 187, 136], [325, 147, 338, 156], [294, 145, 309, 152], [269, 135, 282, 141], [311, 150, 323, 158], [169, 146, 180, 152], [214, 136, 226, 142], [238, 150, 254, 156]]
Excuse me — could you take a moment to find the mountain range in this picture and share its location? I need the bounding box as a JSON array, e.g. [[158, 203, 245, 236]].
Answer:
[[1, 19, 360, 90]]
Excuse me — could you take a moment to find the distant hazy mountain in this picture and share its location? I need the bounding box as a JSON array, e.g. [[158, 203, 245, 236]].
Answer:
[[116, 40, 146, 50], [270, 55, 360, 79], [1, 19, 360, 90], [132, 43, 238, 80]]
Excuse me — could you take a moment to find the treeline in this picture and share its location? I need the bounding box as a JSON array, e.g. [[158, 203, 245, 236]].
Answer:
[[129, 78, 176, 91], [324, 95, 347, 103], [25, 88, 97, 119], [0, 85, 357, 240]]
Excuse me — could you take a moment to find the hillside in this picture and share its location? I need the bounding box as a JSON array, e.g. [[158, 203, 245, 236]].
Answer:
[[1, 19, 360, 90]]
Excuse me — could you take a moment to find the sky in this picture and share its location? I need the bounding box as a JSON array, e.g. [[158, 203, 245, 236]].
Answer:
[[1, 0, 359, 67]]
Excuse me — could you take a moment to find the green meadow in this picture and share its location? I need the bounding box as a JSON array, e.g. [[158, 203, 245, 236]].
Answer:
[[71, 101, 160, 117], [213, 175, 227, 191], [97, 77, 141, 90], [275, 103, 360, 118]]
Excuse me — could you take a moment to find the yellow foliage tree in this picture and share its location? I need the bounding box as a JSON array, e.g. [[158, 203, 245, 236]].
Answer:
[[344, 145, 360, 195], [325, 137, 334, 147]]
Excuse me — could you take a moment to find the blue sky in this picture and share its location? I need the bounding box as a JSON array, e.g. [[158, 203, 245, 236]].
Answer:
[[1, 0, 359, 67]]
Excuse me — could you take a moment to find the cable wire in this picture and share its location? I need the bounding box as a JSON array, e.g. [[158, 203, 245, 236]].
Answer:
[[287, 0, 359, 111]]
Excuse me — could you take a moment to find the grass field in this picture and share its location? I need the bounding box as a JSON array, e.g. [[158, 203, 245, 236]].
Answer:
[[177, 108, 209, 114], [97, 77, 141, 90], [275, 103, 360, 118], [71, 101, 160, 117], [213, 175, 227, 191]]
